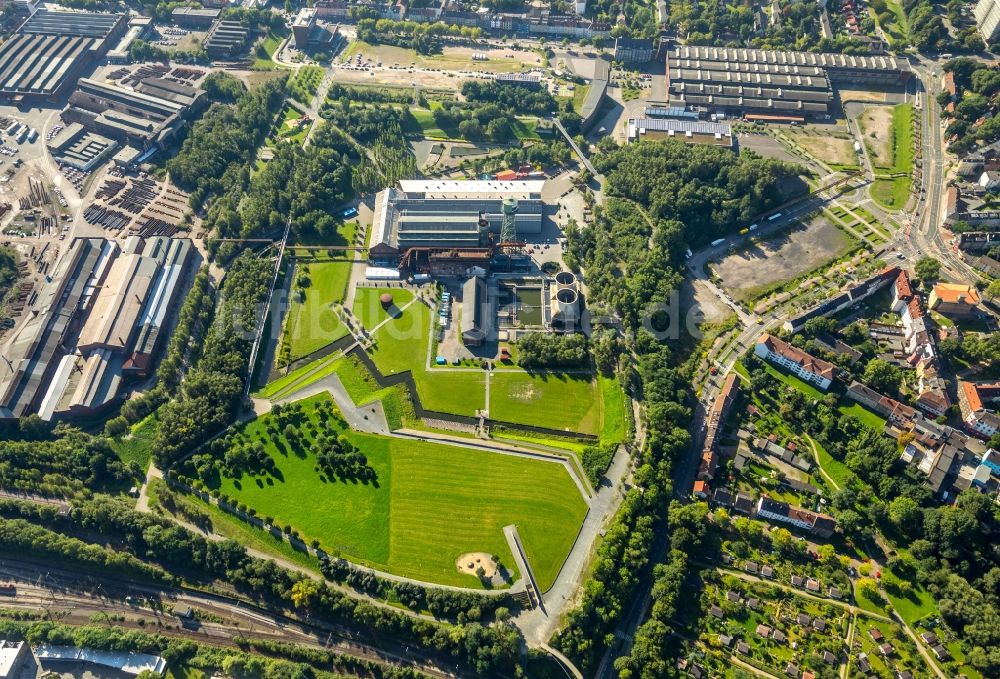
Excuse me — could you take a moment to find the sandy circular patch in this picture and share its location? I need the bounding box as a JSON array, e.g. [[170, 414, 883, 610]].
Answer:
[[456, 552, 499, 578]]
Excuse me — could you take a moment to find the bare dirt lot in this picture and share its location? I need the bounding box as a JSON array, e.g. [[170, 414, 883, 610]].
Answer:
[[858, 105, 894, 167], [345, 41, 540, 73], [786, 128, 860, 168], [711, 216, 855, 303], [681, 279, 733, 325], [836, 87, 889, 103], [738, 134, 801, 165]]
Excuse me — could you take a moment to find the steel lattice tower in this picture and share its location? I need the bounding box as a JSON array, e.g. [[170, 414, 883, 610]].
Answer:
[[500, 197, 518, 244]]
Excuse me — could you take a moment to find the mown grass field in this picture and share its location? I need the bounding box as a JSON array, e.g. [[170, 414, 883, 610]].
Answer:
[[838, 401, 888, 430], [253, 32, 286, 71], [282, 260, 353, 361], [204, 394, 586, 588], [489, 372, 602, 436], [359, 294, 618, 430], [871, 176, 912, 210], [353, 287, 414, 331]]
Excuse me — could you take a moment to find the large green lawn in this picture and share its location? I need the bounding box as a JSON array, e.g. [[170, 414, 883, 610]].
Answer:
[[357, 293, 615, 433], [194, 394, 586, 589], [871, 176, 912, 210], [353, 287, 415, 331], [490, 372, 602, 436], [599, 373, 629, 444], [282, 259, 352, 361], [362, 296, 485, 417]]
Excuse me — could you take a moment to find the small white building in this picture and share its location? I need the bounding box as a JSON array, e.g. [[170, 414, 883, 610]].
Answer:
[[0, 641, 34, 679], [978, 170, 1000, 190]]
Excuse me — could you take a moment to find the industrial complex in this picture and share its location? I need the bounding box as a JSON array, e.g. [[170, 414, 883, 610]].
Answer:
[[370, 180, 545, 260], [0, 236, 192, 421], [0, 9, 128, 103], [367, 179, 582, 351], [666, 46, 912, 120]]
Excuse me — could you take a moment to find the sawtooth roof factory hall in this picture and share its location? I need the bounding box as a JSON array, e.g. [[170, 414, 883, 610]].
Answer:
[[666, 46, 912, 120], [0, 9, 128, 103]]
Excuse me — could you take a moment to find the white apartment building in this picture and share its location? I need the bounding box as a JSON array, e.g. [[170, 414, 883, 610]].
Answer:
[[975, 0, 1000, 44], [754, 333, 835, 391]]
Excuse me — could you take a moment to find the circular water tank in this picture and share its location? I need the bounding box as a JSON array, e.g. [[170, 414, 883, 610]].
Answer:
[[555, 271, 576, 289], [379, 293, 394, 309], [555, 287, 578, 319]]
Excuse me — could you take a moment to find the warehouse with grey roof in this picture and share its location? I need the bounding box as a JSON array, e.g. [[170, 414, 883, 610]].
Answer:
[[0, 9, 127, 103], [666, 46, 911, 119], [55, 75, 206, 162], [370, 180, 546, 259], [203, 19, 249, 58], [1, 236, 193, 421]]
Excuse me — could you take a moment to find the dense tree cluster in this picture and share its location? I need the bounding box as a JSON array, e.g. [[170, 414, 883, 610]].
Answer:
[[0, 246, 17, 312], [220, 6, 286, 33], [66, 497, 521, 675], [425, 82, 556, 143], [316, 103, 418, 195], [554, 489, 659, 671], [356, 18, 482, 54], [0, 620, 429, 679], [553, 139, 787, 672], [516, 333, 590, 369], [667, 0, 871, 53], [321, 101, 409, 144], [153, 252, 272, 467], [0, 518, 167, 581], [315, 433, 374, 483], [568, 142, 796, 329], [898, 0, 982, 52], [167, 76, 287, 210], [325, 83, 419, 105], [460, 81, 557, 117], [202, 72, 249, 103], [614, 503, 709, 678], [318, 557, 514, 623], [0, 428, 136, 498], [498, 139, 573, 169], [581, 441, 618, 487], [157, 269, 215, 394], [939, 333, 1000, 395], [941, 59, 1000, 154]]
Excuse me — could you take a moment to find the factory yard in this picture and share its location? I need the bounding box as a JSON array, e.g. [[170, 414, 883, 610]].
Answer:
[[711, 215, 857, 303], [175, 393, 588, 589], [785, 126, 861, 169]]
